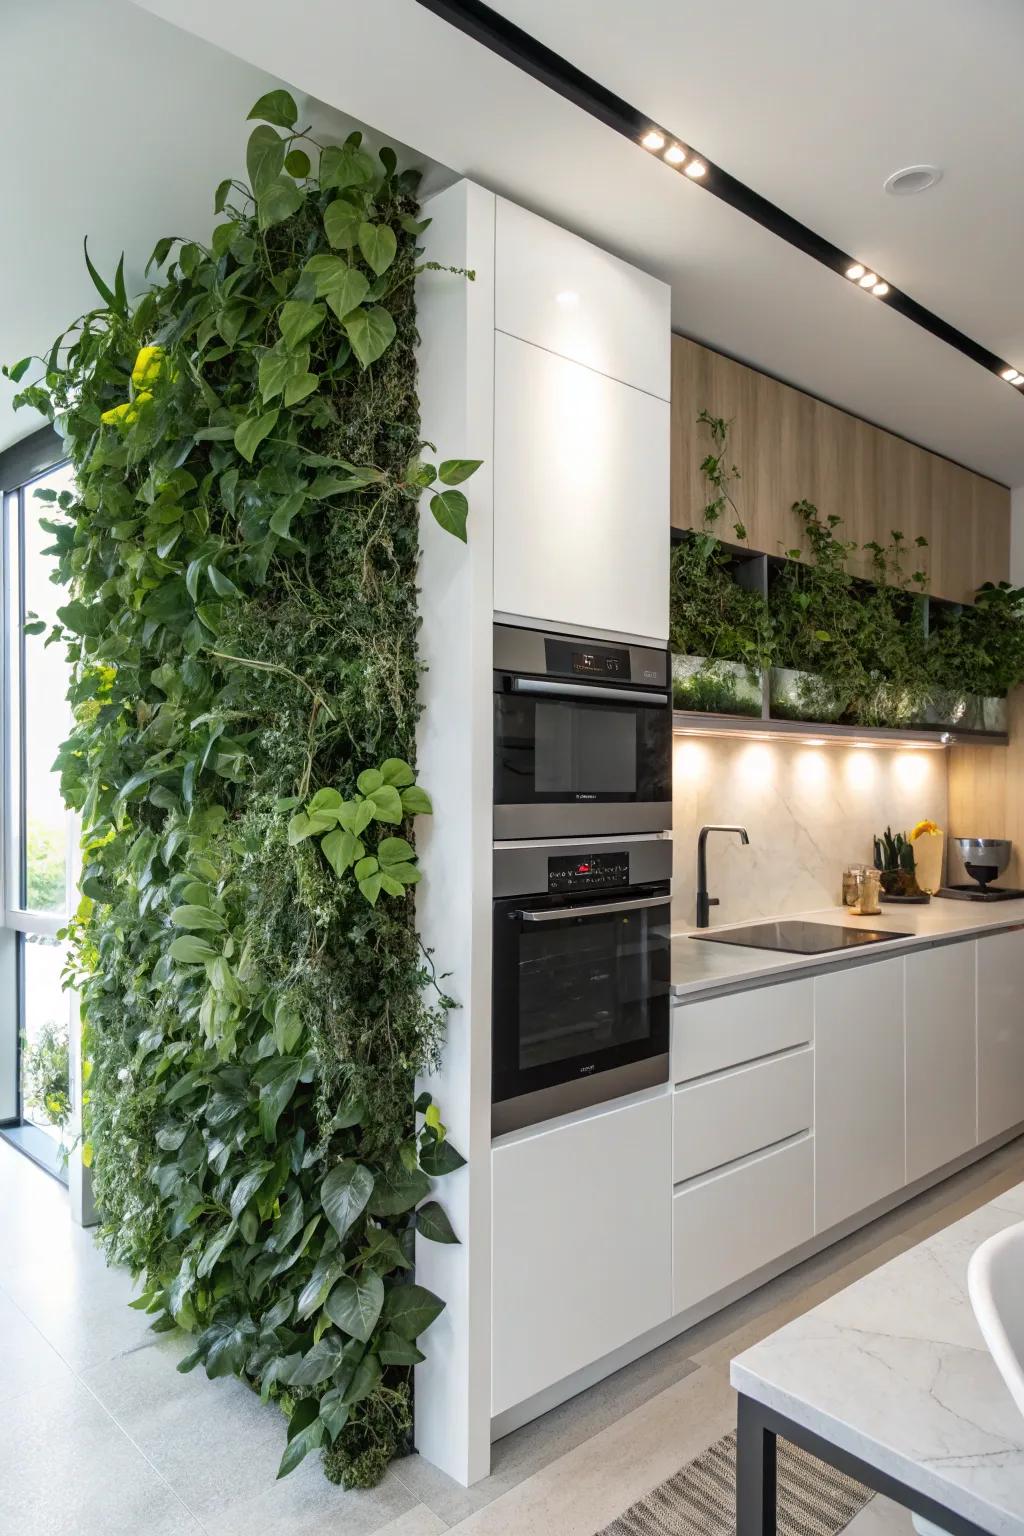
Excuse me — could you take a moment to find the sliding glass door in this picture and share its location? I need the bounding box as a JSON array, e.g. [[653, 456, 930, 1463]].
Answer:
[[2, 440, 75, 1176]]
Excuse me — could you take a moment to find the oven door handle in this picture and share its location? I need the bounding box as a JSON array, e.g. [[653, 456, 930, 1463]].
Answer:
[[517, 895, 669, 922], [511, 678, 667, 707]]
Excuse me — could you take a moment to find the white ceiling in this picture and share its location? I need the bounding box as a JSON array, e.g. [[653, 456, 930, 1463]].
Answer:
[[0, 0, 448, 453], [12, 0, 1023, 486]]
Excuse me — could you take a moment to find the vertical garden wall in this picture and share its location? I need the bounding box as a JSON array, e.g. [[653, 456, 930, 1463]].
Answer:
[[6, 92, 476, 1487]]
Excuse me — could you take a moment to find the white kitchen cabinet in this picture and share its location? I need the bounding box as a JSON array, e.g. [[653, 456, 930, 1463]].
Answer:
[[672, 979, 813, 1084], [977, 928, 1024, 1142], [494, 199, 671, 401], [906, 942, 977, 1182], [672, 1134, 814, 1315], [491, 1090, 672, 1416], [814, 959, 906, 1234], [492, 332, 670, 642], [672, 1047, 813, 1184]]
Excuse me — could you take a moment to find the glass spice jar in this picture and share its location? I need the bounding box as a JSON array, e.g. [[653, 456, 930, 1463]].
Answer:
[[842, 866, 863, 907], [855, 868, 882, 916]]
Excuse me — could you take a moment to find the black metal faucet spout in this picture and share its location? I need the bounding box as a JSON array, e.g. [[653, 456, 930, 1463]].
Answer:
[[696, 824, 750, 928]]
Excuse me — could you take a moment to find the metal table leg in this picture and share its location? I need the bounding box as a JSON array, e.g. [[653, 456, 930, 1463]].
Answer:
[[737, 1393, 777, 1536]]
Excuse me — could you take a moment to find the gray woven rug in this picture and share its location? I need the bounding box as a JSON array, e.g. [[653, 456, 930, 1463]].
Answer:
[[597, 1429, 873, 1536]]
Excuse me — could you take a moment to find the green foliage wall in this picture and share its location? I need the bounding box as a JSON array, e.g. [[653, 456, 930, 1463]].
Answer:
[[8, 92, 475, 1487]]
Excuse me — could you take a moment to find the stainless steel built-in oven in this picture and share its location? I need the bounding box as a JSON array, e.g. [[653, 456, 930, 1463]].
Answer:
[[492, 835, 671, 1134], [493, 624, 672, 840]]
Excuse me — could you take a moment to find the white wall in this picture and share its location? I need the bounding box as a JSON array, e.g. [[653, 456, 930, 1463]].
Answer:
[[1, 0, 449, 451], [672, 735, 949, 927]]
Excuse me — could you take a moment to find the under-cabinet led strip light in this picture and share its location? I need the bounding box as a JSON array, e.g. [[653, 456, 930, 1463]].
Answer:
[[414, 0, 1024, 395]]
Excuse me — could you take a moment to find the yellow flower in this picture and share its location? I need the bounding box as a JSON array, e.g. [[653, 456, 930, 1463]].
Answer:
[[910, 819, 940, 840], [130, 345, 166, 389]]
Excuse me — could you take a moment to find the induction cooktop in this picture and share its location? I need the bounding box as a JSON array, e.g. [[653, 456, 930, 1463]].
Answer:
[[691, 920, 911, 955]]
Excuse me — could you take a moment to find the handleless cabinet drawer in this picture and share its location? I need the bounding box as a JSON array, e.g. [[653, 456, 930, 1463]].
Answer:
[[494, 198, 671, 400], [671, 979, 813, 1084], [672, 1135, 814, 1315], [672, 1047, 813, 1184]]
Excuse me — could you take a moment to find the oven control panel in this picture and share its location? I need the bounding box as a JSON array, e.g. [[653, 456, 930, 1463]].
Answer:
[[548, 853, 629, 893], [545, 636, 631, 681]]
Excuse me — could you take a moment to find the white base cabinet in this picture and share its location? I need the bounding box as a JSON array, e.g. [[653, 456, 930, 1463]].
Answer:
[[977, 929, 1024, 1142], [490, 1091, 672, 1417], [672, 1135, 814, 1315], [906, 943, 978, 1182], [814, 959, 906, 1234]]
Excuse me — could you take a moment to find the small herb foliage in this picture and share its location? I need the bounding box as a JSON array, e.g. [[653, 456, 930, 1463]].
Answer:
[[6, 95, 479, 1488]]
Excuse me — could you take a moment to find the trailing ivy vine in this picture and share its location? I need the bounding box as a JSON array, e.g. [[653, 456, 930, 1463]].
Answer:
[[6, 91, 479, 1487]]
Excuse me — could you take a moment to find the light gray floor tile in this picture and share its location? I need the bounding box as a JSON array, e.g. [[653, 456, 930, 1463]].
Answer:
[[82, 1333, 293, 1515], [396, 1336, 700, 1524], [376, 1508, 447, 1536], [846, 1494, 914, 1536], [0, 1372, 202, 1536], [198, 1460, 417, 1536], [0, 1284, 79, 1402]]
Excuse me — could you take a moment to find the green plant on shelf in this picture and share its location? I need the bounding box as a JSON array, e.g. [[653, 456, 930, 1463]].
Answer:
[[671, 664, 761, 717]]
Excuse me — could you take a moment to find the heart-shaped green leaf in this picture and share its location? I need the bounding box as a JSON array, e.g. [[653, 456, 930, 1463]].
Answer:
[[320, 1160, 374, 1241], [343, 306, 396, 369], [247, 90, 298, 129], [438, 458, 483, 486], [323, 198, 363, 250], [234, 409, 279, 463], [430, 489, 468, 542], [325, 1271, 384, 1342], [358, 221, 397, 277], [246, 125, 285, 195]]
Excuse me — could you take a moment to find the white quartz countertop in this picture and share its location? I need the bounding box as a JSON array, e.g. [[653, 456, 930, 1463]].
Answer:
[[731, 1181, 1024, 1536], [671, 897, 1024, 1000]]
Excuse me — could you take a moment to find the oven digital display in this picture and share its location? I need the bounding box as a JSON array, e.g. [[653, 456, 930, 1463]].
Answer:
[[571, 648, 626, 677], [548, 853, 629, 893]]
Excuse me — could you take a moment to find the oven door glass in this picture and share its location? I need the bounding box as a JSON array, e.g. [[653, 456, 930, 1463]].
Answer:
[[494, 690, 670, 807], [492, 894, 671, 1107]]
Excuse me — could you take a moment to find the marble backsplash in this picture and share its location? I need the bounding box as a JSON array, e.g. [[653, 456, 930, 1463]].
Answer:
[[671, 735, 949, 929]]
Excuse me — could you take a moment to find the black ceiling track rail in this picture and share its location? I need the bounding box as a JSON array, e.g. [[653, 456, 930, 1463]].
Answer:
[[414, 0, 1015, 386]]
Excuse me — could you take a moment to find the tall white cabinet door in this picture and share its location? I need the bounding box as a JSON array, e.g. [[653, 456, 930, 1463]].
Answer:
[[492, 332, 670, 642], [814, 959, 906, 1234], [906, 943, 977, 1182], [977, 929, 1024, 1142], [491, 1091, 672, 1416], [494, 199, 671, 400]]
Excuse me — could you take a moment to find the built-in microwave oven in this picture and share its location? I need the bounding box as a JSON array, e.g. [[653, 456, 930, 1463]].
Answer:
[[493, 624, 672, 840], [492, 835, 671, 1135]]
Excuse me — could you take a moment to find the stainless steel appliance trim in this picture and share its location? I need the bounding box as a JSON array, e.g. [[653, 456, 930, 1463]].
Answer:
[[518, 895, 668, 922], [493, 832, 673, 896], [494, 802, 672, 840], [494, 612, 667, 650], [493, 621, 668, 686], [493, 832, 672, 850], [491, 1054, 670, 1137], [512, 677, 668, 705]]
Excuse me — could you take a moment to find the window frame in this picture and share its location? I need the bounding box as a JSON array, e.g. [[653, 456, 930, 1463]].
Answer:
[[0, 426, 75, 1167]]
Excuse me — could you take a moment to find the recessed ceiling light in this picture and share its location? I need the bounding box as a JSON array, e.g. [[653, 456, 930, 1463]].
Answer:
[[641, 129, 665, 151], [555, 290, 579, 306], [884, 164, 942, 197], [685, 160, 707, 178], [1002, 367, 1020, 382], [872, 282, 890, 297], [846, 264, 865, 280], [858, 272, 878, 288], [664, 144, 687, 165]]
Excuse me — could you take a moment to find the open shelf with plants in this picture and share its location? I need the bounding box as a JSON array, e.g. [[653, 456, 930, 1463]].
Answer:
[[670, 416, 1022, 748]]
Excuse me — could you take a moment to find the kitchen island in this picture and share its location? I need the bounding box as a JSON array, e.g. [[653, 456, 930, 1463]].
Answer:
[[732, 1179, 1024, 1536]]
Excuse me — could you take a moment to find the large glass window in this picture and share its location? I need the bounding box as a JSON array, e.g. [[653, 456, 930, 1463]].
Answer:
[[2, 451, 75, 1173]]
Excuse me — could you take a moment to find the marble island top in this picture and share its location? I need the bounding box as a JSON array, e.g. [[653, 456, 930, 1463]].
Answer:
[[731, 1180, 1024, 1536], [671, 897, 1024, 1000]]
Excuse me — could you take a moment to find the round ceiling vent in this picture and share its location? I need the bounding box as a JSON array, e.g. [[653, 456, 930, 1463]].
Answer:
[[884, 164, 943, 196]]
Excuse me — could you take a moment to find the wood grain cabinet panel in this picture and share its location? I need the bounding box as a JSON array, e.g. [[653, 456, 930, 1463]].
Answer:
[[670, 336, 1009, 603]]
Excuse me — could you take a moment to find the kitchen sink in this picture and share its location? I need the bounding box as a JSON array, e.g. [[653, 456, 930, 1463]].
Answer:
[[690, 919, 911, 955]]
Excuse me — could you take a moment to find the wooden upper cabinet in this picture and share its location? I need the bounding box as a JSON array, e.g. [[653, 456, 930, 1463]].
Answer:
[[670, 335, 1009, 603]]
